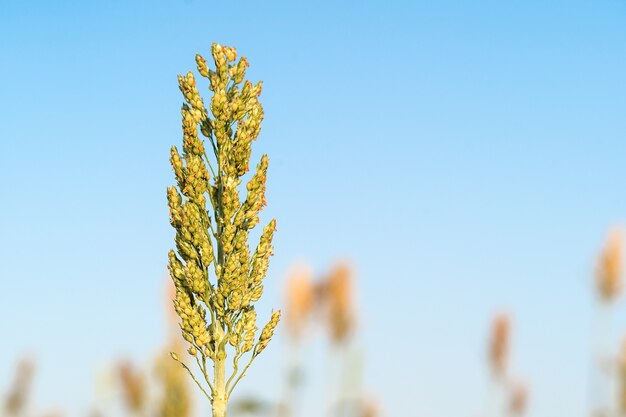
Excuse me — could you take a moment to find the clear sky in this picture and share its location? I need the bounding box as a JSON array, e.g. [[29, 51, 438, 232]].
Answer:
[[1, 1, 626, 416]]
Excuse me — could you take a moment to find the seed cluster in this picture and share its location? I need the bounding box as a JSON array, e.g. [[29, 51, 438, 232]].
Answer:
[[596, 227, 624, 302], [166, 43, 280, 412]]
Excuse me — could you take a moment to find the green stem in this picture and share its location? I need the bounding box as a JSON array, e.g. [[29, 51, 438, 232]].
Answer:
[[225, 351, 242, 391], [228, 353, 256, 397], [172, 355, 212, 401], [213, 350, 228, 417], [204, 150, 217, 178]]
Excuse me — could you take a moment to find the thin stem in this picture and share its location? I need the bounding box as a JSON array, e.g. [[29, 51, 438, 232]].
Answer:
[[225, 351, 244, 392], [209, 302, 217, 330], [227, 353, 256, 397], [196, 354, 215, 393], [204, 150, 217, 178], [172, 355, 212, 400], [206, 213, 218, 240], [202, 124, 218, 159]]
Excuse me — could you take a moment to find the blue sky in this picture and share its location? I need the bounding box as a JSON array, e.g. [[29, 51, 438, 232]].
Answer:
[[1, 1, 626, 416]]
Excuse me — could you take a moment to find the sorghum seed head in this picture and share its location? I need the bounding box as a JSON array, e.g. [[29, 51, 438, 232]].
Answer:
[[509, 380, 528, 416], [488, 312, 510, 377], [596, 226, 624, 302], [117, 361, 146, 413], [284, 262, 315, 339], [324, 261, 356, 344]]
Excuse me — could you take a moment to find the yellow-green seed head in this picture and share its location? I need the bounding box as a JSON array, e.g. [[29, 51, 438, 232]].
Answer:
[[196, 54, 209, 78], [255, 310, 280, 356], [168, 42, 279, 404]]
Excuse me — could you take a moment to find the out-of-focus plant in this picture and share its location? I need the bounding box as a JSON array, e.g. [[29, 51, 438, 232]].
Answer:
[[508, 380, 528, 417], [112, 345, 192, 417], [596, 227, 624, 303], [230, 260, 374, 417], [3, 358, 35, 417], [117, 361, 146, 416], [277, 264, 316, 417], [590, 227, 624, 417], [484, 313, 529, 417], [154, 342, 192, 417], [108, 281, 192, 417], [154, 281, 194, 417], [167, 42, 280, 417], [261, 260, 372, 417], [323, 262, 356, 345], [284, 264, 316, 343], [488, 313, 510, 380], [321, 262, 360, 417]]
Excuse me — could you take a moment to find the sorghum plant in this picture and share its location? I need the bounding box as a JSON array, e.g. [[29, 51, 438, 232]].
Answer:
[[167, 43, 280, 417], [595, 227, 624, 303], [324, 262, 356, 344], [488, 313, 510, 379], [483, 313, 530, 417], [155, 342, 192, 417], [590, 227, 624, 416], [3, 358, 34, 417], [117, 361, 146, 415]]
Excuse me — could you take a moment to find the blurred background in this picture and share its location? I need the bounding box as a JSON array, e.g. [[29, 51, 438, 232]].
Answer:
[[1, 1, 626, 416]]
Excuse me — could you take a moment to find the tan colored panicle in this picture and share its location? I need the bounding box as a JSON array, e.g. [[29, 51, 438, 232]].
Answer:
[[596, 227, 624, 302], [509, 380, 528, 415], [324, 261, 356, 344], [117, 360, 145, 413], [488, 312, 510, 377], [4, 357, 35, 415], [284, 263, 316, 339]]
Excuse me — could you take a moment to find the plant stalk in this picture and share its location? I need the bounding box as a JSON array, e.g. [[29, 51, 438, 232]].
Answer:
[[213, 350, 227, 417]]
